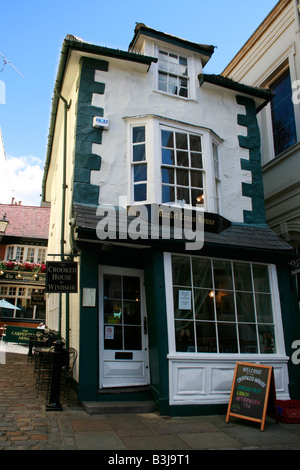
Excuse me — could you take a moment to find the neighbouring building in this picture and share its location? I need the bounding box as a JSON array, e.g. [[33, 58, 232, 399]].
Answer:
[[222, 0, 300, 310], [0, 200, 50, 329], [42, 24, 300, 415]]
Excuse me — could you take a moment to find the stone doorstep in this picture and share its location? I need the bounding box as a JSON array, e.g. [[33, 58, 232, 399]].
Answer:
[[82, 400, 157, 415]]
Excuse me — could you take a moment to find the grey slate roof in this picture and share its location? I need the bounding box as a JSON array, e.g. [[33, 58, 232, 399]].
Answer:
[[73, 204, 292, 253]]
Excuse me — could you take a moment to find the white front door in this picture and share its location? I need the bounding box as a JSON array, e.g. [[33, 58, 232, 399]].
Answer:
[[99, 266, 150, 388]]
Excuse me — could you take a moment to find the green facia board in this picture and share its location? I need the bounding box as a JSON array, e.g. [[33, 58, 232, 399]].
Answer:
[[5, 326, 37, 344]]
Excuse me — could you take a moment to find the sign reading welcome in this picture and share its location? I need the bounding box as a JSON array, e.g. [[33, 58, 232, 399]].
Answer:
[[46, 262, 78, 293], [226, 362, 278, 431]]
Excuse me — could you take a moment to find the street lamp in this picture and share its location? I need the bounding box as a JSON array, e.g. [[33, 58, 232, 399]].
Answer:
[[0, 213, 9, 244], [0, 213, 9, 235]]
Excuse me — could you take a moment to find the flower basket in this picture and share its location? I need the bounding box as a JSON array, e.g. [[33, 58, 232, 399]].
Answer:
[[277, 400, 300, 423]]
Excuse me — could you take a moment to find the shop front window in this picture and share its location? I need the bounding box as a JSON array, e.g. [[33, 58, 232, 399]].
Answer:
[[171, 255, 276, 354], [0, 285, 45, 321]]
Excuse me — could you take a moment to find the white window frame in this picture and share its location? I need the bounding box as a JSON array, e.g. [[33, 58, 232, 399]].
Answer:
[[164, 252, 287, 358], [127, 116, 222, 214], [5, 245, 47, 264], [157, 48, 190, 98]]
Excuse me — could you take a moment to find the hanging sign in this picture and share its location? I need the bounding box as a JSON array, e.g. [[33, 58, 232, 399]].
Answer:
[[226, 362, 278, 431], [46, 262, 78, 293]]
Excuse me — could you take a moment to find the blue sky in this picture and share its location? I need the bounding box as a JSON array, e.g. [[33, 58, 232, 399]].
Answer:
[[0, 0, 278, 205]]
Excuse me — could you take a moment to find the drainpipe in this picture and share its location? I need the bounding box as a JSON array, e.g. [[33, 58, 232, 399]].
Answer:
[[55, 91, 71, 345]]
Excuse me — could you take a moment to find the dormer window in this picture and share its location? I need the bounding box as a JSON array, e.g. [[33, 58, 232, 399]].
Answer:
[[158, 50, 189, 98]]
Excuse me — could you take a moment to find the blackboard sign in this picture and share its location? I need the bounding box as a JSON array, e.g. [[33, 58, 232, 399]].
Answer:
[[46, 261, 78, 293], [226, 362, 278, 431]]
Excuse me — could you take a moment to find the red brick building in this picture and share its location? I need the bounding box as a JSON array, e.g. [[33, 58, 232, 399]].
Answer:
[[0, 200, 50, 328]]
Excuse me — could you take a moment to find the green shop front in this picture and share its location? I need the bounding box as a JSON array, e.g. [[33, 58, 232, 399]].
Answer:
[[72, 204, 300, 415]]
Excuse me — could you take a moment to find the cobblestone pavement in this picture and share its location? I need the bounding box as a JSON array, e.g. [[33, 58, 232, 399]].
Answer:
[[1, 351, 300, 452]]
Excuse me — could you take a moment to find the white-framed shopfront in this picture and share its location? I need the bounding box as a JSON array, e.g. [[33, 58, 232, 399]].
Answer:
[[163, 252, 290, 406]]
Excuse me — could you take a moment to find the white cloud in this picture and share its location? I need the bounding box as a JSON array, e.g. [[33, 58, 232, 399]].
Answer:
[[0, 155, 44, 206]]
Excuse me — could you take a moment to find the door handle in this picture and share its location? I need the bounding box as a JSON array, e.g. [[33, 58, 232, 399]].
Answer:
[[143, 317, 147, 335]]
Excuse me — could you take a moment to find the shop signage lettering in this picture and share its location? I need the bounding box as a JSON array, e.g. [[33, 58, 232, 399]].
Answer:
[[226, 362, 278, 431], [5, 326, 37, 344], [46, 262, 78, 293]]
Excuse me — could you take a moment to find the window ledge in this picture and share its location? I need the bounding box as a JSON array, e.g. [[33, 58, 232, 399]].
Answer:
[[167, 353, 289, 362], [153, 89, 197, 103]]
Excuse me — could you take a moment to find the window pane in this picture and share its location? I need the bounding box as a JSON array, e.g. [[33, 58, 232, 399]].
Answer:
[[239, 324, 258, 353], [255, 293, 273, 323], [271, 69, 297, 156], [134, 164, 147, 182], [123, 301, 141, 325], [134, 184, 147, 201], [104, 300, 122, 324], [104, 325, 122, 350], [162, 148, 175, 165], [179, 87, 188, 98], [172, 256, 191, 286], [191, 170, 203, 187], [190, 135, 201, 151], [192, 258, 212, 288], [196, 322, 217, 352], [253, 265, 270, 292], [158, 78, 168, 93], [104, 275, 121, 298], [258, 325, 276, 354], [123, 276, 140, 300], [133, 126, 145, 143], [218, 323, 238, 353], [177, 151, 188, 167], [173, 287, 193, 319], [162, 185, 175, 203], [191, 153, 203, 168], [124, 326, 142, 350], [176, 169, 189, 186], [215, 291, 235, 321], [162, 167, 174, 184], [176, 133, 188, 149], [176, 186, 190, 204], [194, 289, 215, 320], [161, 130, 174, 147], [213, 260, 233, 290], [191, 189, 204, 206], [175, 320, 195, 352], [236, 292, 255, 322], [133, 143, 145, 162], [234, 262, 253, 291]]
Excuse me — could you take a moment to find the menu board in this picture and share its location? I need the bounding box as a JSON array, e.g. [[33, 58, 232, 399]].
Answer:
[[226, 362, 278, 431]]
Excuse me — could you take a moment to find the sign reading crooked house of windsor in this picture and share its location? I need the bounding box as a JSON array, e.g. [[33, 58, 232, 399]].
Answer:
[[46, 261, 78, 293]]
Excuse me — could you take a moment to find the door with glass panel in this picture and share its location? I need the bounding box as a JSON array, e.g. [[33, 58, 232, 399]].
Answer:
[[99, 266, 149, 388]]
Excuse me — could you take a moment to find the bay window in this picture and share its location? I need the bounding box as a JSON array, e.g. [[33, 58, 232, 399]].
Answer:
[[129, 117, 221, 214], [170, 254, 278, 355]]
